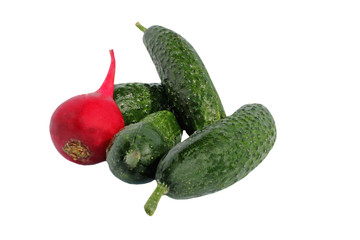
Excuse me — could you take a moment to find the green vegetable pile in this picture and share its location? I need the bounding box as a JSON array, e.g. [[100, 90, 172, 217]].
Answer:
[[106, 22, 276, 216]]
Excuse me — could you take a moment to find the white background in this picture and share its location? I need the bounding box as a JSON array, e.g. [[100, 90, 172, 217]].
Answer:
[[1, 0, 359, 239]]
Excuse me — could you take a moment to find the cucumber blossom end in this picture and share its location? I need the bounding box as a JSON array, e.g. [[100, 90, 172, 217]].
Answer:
[[125, 148, 141, 169]]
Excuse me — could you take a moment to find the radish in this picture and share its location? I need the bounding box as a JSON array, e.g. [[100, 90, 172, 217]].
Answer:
[[50, 50, 125, 165]]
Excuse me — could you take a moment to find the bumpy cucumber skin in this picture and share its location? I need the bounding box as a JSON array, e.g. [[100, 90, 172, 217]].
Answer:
[[139, 110, 182, 148], [106, 111, 182, 184], [155, 104, 276, 199], [113, 83, 169, 125], [142, 25, 226, 135]]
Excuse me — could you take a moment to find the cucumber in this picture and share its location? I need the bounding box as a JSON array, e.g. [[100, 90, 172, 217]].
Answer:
[[106, 110, 182, 184], [144, 104, 276, 215], [113, 82, 169, 125], [136, 22, 226, 135]]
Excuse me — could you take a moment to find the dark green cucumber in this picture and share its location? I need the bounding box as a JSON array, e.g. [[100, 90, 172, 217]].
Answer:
[[113, 82, 169, 125], [136, 22, 226, 135], [106, 111, 182, 184], [144, 104, 276, 215]]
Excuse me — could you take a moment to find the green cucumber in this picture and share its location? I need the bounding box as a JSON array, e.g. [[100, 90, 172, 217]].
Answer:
[[144, 104, 276, 215], [136, 22, 226, 135], [106, 110, 182, 184], [113, 82, 169, 125]]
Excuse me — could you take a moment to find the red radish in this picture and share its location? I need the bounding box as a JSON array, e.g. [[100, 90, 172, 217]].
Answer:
[[50, 50, 125, 165]]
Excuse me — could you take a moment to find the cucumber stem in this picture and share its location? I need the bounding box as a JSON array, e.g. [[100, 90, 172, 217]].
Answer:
[[144, 182, 169, 216], [135, 22, 147, 32]]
